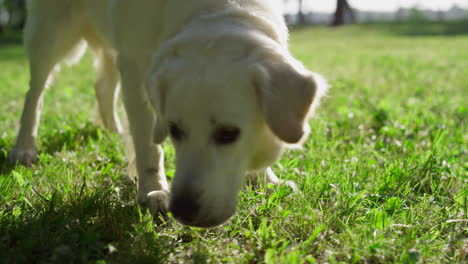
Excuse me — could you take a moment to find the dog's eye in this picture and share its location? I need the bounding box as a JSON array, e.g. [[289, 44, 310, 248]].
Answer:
[[213, 126, 240, 145], [169, 122, 184, 141]]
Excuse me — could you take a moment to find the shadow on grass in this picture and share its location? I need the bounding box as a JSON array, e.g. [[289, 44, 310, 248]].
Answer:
[[0, 31, 23, 47], [41, 122, 105, 154], [363, 19, 468, 36], [0, 31, 26, 62], [0, 122, 118, 175], [0, 138, 14, 175], [0, 187, 172, 263], [289, 19, 468, 37]]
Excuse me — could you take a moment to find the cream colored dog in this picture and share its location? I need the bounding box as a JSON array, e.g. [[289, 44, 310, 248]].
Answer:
[[9, 0, 327, 227]]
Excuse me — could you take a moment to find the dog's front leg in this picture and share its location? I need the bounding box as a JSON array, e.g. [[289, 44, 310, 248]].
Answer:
[[118, 56, 169, 215], [9, 53, 54, 165]]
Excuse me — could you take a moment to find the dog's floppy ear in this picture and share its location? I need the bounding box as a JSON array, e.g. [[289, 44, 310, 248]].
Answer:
[[253, 55, 321, 144], [145, 64, 168, 144]]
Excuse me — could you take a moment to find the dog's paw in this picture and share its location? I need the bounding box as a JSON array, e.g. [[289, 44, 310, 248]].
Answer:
[[8, 148, 38, 166], [138, 189, 170, 216]]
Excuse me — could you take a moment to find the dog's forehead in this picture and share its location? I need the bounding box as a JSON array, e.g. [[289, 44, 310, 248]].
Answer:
[[166, 88, 252, 126], [164, 66, 256, 125]]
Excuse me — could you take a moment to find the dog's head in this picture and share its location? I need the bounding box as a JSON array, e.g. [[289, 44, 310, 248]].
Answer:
[[145, 34, 327, 227]]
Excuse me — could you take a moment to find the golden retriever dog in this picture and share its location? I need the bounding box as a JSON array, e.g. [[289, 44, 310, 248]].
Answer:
[[9, 0, 328, 227]]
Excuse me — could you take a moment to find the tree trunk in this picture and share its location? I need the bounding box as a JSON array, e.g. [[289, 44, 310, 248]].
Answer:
[[345, 0, 355, 23], [298, 0, 305, 24], [332, 0, 354, 26]]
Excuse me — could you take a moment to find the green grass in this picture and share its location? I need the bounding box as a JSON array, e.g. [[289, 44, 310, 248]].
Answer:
[[0, 23, 467, 263]]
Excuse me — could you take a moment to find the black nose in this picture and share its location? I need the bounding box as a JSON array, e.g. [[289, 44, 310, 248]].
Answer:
[[169, 193, 201, 224]]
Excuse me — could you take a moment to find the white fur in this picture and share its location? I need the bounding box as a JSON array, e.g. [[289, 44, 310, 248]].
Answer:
[[10, 0, 328, 227]]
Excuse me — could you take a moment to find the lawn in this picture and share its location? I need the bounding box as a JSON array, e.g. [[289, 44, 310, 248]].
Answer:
[[0, 22, 467, 263]]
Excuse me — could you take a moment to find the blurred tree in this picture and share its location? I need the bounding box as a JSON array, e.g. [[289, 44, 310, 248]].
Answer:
[[297, 0, 305, 24], [284, 0, 306, 25], [408, 7, 428, 22], [332, 0, 354, 26], [0, 0, 26, 30], [0, 0, 5, 33]]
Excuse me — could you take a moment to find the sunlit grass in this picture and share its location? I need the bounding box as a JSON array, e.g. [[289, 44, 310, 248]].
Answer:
[[0, 24, 467, 263]]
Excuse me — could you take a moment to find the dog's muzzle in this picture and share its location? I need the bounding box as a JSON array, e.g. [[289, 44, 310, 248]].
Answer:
[[169, 192, 234, 228]]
